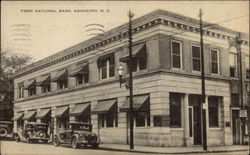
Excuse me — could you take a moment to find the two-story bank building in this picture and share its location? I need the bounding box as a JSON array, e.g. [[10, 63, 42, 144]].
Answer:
[[12, 9, 249, 147]]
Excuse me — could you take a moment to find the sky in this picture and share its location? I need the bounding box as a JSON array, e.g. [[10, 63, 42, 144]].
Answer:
[[1, 1, 249, 61]]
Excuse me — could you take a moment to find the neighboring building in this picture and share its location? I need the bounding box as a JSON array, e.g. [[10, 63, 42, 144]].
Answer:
[[12, 9, 249, 146]]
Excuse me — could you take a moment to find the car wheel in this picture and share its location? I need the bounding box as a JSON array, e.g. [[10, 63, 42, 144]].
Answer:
[[0, 128, 8, 138], [92, 143, 99, 148], [72, 137, 79, 149], [53, 137, 60, 147]]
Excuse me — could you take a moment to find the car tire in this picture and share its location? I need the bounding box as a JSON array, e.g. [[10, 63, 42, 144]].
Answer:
[[72, 137, 79, 149], [0, 128, 8, 138], [53, 137, 60, 147]]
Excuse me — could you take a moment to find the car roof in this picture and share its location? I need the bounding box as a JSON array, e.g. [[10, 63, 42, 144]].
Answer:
[[68, 121, 91, 125], [25, 122, 48, 126]]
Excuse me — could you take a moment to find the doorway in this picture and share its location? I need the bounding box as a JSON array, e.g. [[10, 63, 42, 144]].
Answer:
[[232, 110, 240, 144], [189, 95, 202, 145]]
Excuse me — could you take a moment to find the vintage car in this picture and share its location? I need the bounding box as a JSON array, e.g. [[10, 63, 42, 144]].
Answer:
[[0, 121, 13, 140], [53, 122, 100, 149], [14, 122, 50, 143]]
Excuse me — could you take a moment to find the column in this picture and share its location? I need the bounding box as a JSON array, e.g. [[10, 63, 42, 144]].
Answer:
[[204, 96, 209, 140], [183, 94, 189, 146]]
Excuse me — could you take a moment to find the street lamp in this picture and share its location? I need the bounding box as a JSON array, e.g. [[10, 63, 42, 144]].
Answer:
[[118, 65, 129, 89]]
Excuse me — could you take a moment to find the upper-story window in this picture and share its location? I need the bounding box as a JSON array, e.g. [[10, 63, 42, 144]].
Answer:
[[97, 53, 115, 80], [37, 74, 50, 94], [211, 49, 220, 74], [51, 69, 68, 90], [69, 62, 89, 85], [192, 45, 201, 72], [24, 79, 36, 97], [171, 40, 182, 69], [229, 47, 237, 77], [245, 56, 249, 79], [18, 83, 24, 98], [120, 43, 147, 73]]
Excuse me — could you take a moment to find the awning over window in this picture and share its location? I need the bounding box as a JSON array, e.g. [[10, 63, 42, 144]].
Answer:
[[36, 75, 50, 86], [92, 99, 117, 114], [69, 103, 90, 116], [36, 108, 51, 119], [97, 53, 114, 68], [120, 43, 146, 62], [12, 112, 24, 121], [24, 79, 36, 90], [68, 62, 88, 77], [120, 95, 149, 112], [51, 69, 67, 82], [55, 106, 69, 117], [22, 111, 36, 120]]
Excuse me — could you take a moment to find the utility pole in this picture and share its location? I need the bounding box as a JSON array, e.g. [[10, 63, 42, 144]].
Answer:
[[199, 8, 207, 151], [128, 10, 134, 150]]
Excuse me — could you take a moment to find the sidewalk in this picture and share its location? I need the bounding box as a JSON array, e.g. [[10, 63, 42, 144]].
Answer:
[[99, 143, 249, 154]]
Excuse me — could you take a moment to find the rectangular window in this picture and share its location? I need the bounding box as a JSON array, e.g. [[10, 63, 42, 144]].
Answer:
[[208, 96, 220, 127], [127, 58, 147, 73], [42, 84, 50, 93], [18, 83, 24, 98], [99, 55, 115, 80], [192, 45, 201, 71], [98, 106, 118, 128], [28, 86, 36, 97], [211, 49, 219, 74], [57, 79, 68, 90], [170, 93, 182, 127], [231, 93, 239, 107], [172, 41, 182, 69]]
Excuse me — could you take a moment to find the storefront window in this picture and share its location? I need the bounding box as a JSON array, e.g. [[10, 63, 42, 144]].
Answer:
[[208, 96, 220, 127], [170, 93, 182, 128]]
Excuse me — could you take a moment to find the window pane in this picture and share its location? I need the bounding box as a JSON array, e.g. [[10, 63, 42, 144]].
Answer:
[[76, 74, 83, 85], [193, 59, 200, 71], [212, 62, 218, 74], [172, 42, 180, 54], [139, 58, 147, 70], [106, 113, 114, 127], [192, 46, 200, 58], [229, 53, 236, 66], [101, 67, 107, 79], [208, 97, 219, 127], [136, 112, 146, 127], [211, 50, 218, 61], [170, 93, 181, 127], [109, 64, 115, 77], [173, 55, 181, 68], [230, 67, 236, 77]]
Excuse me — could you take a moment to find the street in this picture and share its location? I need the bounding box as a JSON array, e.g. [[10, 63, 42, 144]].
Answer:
[[0, 141, 249, 155]]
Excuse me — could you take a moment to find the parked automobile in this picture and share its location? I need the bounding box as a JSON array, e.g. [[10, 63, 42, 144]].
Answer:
[[14, 122, 50, 143], [0, 121, 13, 140], [53, 122, 100, 149]]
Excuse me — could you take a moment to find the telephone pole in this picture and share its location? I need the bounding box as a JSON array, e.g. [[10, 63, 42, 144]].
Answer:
[[128, 10, 134, 150], [199, 8, 207, 151]]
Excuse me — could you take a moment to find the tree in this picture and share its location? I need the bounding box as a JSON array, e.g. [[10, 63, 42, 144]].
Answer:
[[0, 49, 33, 121]]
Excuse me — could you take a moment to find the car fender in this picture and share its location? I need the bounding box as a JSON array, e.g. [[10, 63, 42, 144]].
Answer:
[[71, 134, 80, 143]]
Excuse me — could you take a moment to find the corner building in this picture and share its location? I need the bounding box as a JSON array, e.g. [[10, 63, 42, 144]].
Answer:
[[12, 9, 249, 146]]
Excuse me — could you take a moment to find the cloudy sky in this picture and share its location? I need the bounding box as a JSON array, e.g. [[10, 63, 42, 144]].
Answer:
[[1, 1, 249, 61]]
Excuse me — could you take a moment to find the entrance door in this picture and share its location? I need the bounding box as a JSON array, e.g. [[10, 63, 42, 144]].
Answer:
[[232, 110, 240, 144], [193, 106, 202, 145]]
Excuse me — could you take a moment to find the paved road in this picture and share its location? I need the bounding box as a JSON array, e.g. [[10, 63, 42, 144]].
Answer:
[[0, 141, 249, 155]]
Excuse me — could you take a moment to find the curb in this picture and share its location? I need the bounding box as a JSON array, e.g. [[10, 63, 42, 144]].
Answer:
[[99, 146, 248, 154]]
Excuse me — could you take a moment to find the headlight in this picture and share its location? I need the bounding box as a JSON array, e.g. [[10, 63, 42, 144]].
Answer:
[[39, 132, 44, 137]]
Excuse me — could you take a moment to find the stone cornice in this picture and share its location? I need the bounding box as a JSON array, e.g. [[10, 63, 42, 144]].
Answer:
[[13, 9, 249, 79]]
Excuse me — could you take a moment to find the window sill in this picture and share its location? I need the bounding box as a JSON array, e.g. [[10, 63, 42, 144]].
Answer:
[[209, 127, 222, 130], [170, 128, 184, 131], [98, 77, 115, 83]]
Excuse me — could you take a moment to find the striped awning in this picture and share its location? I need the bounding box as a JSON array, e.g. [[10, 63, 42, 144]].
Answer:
[[12, 112, 24, 121], [24, 79, 36, 90], [36, 75, 50, 86], [36, 108, 51, 119], [120, 43, 146, 62], [68, 62, 88, 77], [120, 95, 149, 112], [51, 69, 67, 82], [22, 111, 36, 120], [92, 99, 117, 114], [69, 103, 90, 116], [55, 106, 69, 117]]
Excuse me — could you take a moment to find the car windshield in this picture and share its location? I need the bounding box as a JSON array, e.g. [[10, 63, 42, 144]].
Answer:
[[69, 124, 91, 131]]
